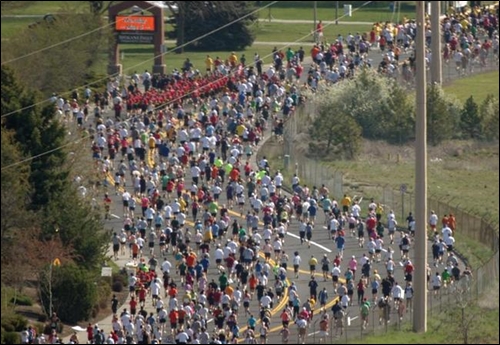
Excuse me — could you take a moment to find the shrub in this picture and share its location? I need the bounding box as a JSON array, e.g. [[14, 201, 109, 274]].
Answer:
[[40, 263, 98, 324], [426, 84, 461, 146], [1, 314, 28, 332], [10, 294, 33, 306], [480, 95, 499, 141], [112, 271, 127, 286], [1, 323, 14, 333], [97, 281, 111, 310], [112, 281, 124, 293], [34, 323, 45, 337], [3, 331, 20, 344]]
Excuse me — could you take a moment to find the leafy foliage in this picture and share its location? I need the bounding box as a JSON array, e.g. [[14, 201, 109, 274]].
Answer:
[[1, 66, 69, 211], [1, 67, 107, 323], [460, 96, 482, 139], [479, 94, 499, 141], [170, 1, 257, 51], [40, 263, 98, 324], [426, 84, 461, 146], [308, 68, 415, 159], [0, 128, 32, 265], [1, 4, 109, 96], [43, 189, 108, 270]]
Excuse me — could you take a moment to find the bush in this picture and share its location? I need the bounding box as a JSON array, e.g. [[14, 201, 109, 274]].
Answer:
[[112, 271, 127, 286], [43, 324, 52, 335], [112, 281, 124, 293], [91, 305, 100, 319], [426, 84, 461, 146], [40, 263, 98, 324], [1, 314, 28, 332], [1, 323, 14, 333], [3, 331, 20, 344], [97, 282, 111, 310], [112, 271, 127, 292], [34, 323, 45, 337], [10, 294, 33, 306], [480, 95, 499, 141], [307, 68, 416, 157]]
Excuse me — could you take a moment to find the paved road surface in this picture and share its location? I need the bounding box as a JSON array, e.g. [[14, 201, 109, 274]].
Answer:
[[61, 43, 467, 344]]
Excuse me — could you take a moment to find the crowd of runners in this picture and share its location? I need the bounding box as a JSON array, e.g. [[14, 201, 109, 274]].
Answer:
[[29, 3, 498, 344]]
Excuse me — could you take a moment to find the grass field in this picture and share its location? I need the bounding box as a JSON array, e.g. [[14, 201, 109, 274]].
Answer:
[[252, 21, 371, 43], [347, 282, 499, 344], [443, 70, 499, 104], [259, 5, 415, 23], [0, 17, 37, 39], [96, 43, 299, 75], [1, 1, 92, 15]]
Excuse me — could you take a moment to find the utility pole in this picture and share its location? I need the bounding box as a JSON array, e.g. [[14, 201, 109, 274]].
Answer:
[[413, 0, 428, 333], [313, 1, 317, 42], [431, 1, 442, 84], [336, 1, 339, 25], [178, 3, 185, 53]]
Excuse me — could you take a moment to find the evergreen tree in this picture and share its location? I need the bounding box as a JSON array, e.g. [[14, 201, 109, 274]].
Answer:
[[1, 66, 68, 210], [479, 94, 499, 141], [1, 66, 107, 270], [169, 1, 257, 51], [460, 96, 482, 139], [426, 84, 461, 146]]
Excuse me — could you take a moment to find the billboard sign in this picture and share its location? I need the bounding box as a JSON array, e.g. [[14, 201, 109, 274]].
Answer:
[[116, 16, 155, 31], [117, 32, 155, 44]]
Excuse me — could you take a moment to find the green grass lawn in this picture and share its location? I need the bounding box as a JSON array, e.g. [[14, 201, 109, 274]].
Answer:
[[347, 301, 499, 344], [253, 21, 371, 43], [95, 43, 297, 75], [444, 70, 499, 104], [0, 17, 38, 39], [259, 6, 415, 23], [2, 1, 415, 23], [1, 1, 93, 15]]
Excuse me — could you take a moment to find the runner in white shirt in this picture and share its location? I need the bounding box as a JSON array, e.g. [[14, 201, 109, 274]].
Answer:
[[293, 253, 302, 279], [273, 238, 283, 261], [331, 264, 341, 291], [351, 202, 361, 218]]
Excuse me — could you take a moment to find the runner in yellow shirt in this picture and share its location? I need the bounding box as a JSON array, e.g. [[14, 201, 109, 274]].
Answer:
[[205, 55, 214, 73], [341, 194, 352, 214], [309, 255, 318, 275]]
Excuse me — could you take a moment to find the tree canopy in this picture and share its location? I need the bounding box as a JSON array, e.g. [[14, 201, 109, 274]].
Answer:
[[1, 66, 108, 323], [1, 3, 109, 96], [168, 1, 257, 51]]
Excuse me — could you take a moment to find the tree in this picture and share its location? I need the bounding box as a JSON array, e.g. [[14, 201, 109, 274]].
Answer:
[[1, 66, 69, 211], [383, 85, 415, 144], [0, 128, 31, 260], [479, 94, 499, 141], [426, 84, 461, 146], [1, 4, 109, 96], [460, 96, 482, 139], [0, 128, 34, 296], [2, 66, 107, 270], [40, 262, 98, 324], [44, 188, 109, 270], [168, 1, 257, 51], [307, 68, 414, 158]]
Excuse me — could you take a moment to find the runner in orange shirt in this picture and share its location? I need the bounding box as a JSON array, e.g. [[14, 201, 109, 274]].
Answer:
[[448, 213, 456, 233]]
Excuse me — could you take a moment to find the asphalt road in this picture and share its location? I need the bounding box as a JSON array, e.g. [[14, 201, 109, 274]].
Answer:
[[63, 44, 453, 344]]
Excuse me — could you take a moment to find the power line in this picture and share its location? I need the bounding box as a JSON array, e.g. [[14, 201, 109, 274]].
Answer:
[[1, 1, 279, 119], [1, 3, 158, 65], [2, 1, 373, 171]]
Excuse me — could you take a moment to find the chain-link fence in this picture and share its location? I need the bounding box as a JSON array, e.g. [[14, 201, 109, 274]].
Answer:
[[257, 51, 499, 343]]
